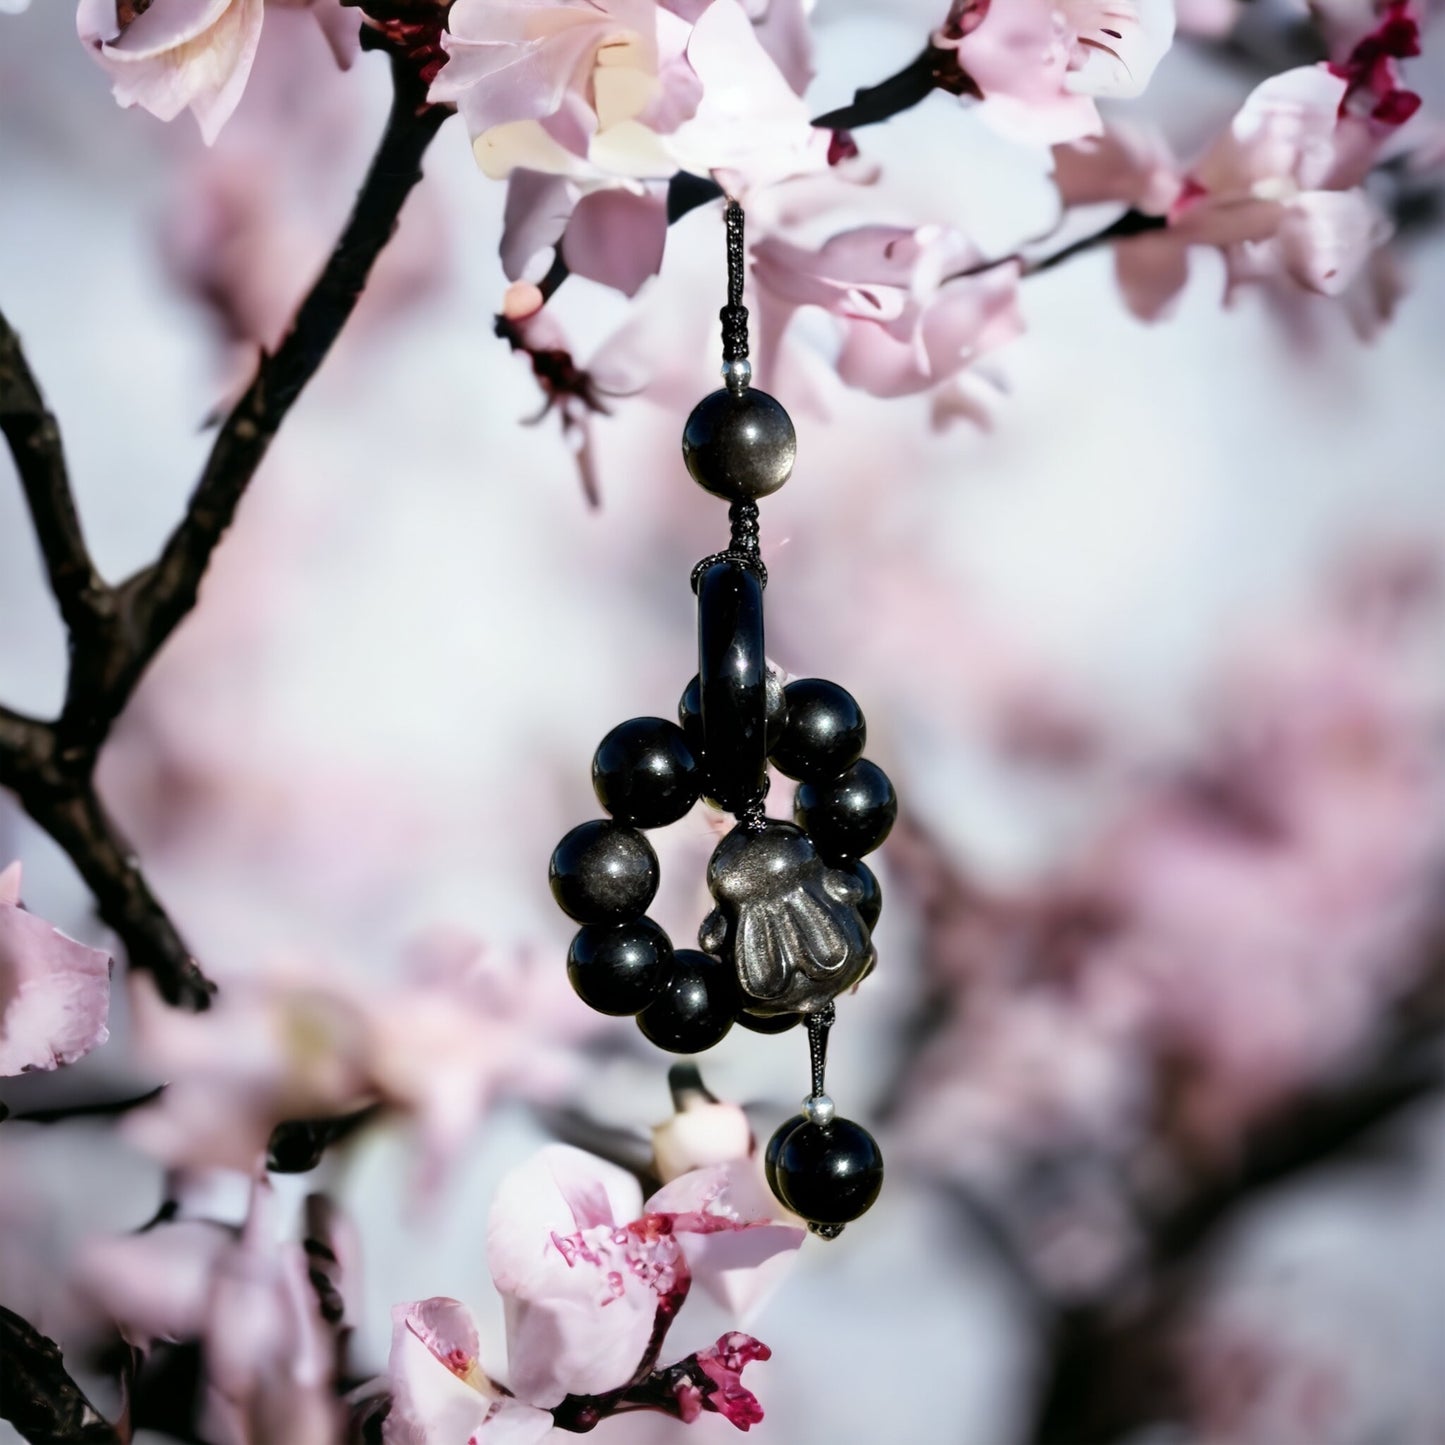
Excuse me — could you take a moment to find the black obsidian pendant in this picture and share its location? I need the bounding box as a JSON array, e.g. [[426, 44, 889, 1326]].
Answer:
[[545, 199, 891, 1238]]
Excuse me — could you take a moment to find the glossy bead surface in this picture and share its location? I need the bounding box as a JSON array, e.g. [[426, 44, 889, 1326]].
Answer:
[[680, 669, 787, 762], [636, 949, 739, 1053], [769, 678, 866, 783], [592, 717, 701, 829], [764, 1113, 807, 1200], [549, 820, 659, 925], [697, 560, 767, 814], [795, 759, 897, 864], [567, 918, 673, 1016], [769, 1117, 884, 1225], [682, 388, 796, 501], [840, 859, 883, 931]]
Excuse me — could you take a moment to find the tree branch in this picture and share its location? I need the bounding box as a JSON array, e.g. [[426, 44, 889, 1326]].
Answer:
[[0, 316, 107, 637], [0, 53, 452, 1008], [0, 1306, 122, 1445]]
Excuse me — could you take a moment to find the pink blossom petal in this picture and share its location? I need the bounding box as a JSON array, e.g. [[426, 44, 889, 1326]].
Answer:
[[668, 0, 829, 193], [948, 0, 1103, 146], [77, 0, 266, 145], [1114, 229, 1191, 319], [561, 185, 668, 296], [651, 1097, 752, 1182], [1062, 0, 1175, 100], [1195, 65, 1350, 195], [488, 1146, 659, 1406], [384, 1299, 494, 1444], [0, 866, 111, 1076], [1276, 189, 1390, 295], [501, 171, 577, 282], [646, 1161, 804, 1317], [1053, 126, 1183, 213], [77, 1220, 233, 1347]]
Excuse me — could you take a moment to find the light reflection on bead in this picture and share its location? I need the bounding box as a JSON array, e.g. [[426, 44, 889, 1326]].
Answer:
[[722, 357, 752, 394]]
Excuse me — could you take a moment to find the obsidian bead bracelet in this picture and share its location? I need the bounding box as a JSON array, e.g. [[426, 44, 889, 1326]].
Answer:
[[547, 201, 890, 1237]]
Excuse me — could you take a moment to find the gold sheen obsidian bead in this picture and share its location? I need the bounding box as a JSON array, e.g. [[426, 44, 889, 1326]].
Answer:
[[682, 387, 797, 501]]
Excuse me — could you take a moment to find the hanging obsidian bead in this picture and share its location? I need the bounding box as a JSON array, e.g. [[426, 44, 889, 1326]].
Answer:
[[794, 758, 898, 864], [546, 199, 892, 1236], [769, 678, 867, 783], [592, 717, 702, 829], [548, 820, 659, 924], [567, 918, 674, 1016], [767, 1115, 885, 1229], [636, 949, 739, 1053]]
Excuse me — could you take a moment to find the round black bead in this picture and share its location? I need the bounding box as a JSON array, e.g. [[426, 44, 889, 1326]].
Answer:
[[770, 1117, 884, 1226], [592, 717, 702, 829], [549, 820, 659, 925], [765, 1113, 807, 1200], [795, 759, 897, 863], [682, 388, 796, 501], [567, 918, 673, 1016], [770, 679, 867, 783], [840, 859, 883, 932], [636, 949, 739, 1053], [735, 1009, 804, 1035], [680, 671, 788, 764]]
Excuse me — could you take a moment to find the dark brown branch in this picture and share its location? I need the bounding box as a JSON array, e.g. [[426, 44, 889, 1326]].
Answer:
[[0, 54, 451, 1009], [811, 44, 978, 131], [0, 318, 107, 636], [0, 1306, 122, 1445]]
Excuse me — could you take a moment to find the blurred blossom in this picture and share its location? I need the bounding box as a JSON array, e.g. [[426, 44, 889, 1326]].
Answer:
[[75, 0, 357, 146], [896, 548, 1445, 1287], [122, 930, 598, 1185], [931, 0, 1177, 145], [752, 223, 1023, 401], [0, 862, 112, 1077], [81, 1179, 344, 1445], [1056, 62, 1409, 320]]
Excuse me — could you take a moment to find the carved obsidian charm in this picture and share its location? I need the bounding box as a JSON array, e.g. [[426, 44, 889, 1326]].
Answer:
[[545, 199, 891, 1237], [699, 822, 875, 1018]]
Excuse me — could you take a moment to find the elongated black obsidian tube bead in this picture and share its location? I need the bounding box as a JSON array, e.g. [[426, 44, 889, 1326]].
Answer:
[[697, 559, 767, 814]]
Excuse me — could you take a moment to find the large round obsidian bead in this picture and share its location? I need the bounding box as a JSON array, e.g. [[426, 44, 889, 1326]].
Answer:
[[768, 1117, 884, 1226], [795, 759, 897, 863], [764, 1113, 807, 1200], [840, 859, 883, 932], [769, 679, 867, 783], [567, 918, 673, 1016], [682, 388, 796, 501], [549, 820, 658, 925], [592, 717, 702, 829], [636, 949, 739, 1053]]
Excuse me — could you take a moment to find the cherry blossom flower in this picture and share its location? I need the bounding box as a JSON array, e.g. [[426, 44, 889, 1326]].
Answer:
[[752, 223, 1023, 402], [121, 929, 597, 1182], [1055, 64, 1402, 319], [931, 0, 1177, 146], [75, 0, 357, 146], [387, 1146, 798, 1436], [439, 0, 827, 297], [0, 862, 112, 1076]]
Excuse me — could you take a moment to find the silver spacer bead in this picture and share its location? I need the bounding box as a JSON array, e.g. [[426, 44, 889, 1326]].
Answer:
[[722, 357, 752, 395], [802, 1092, 836, 1127]]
